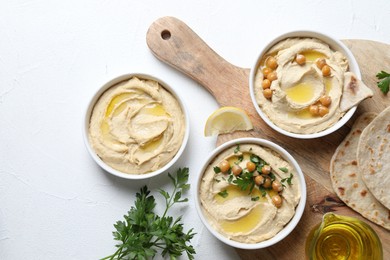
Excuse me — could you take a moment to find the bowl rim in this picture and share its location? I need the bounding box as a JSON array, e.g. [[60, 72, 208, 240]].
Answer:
[[194, 137, 307, 249], [82, 73, 190, 180], [249, 30, 360, 139]]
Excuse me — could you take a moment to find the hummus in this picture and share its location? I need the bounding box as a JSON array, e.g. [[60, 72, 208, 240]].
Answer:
[[254, 37, 356, 134], [199, 143, 301, 243], [88, 76, 185, 174]]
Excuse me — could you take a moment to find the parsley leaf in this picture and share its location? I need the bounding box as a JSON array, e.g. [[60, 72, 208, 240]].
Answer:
[[250, 154, 261, 164], [234, 144, 240, 153], [233, 170, 255, 193], [269, 172, 276, 182], [279, 167, 288, 173], [259, 186, 267, 197], [281, 173, 294, 186], [227, 174, 234, 183], [102, 168, 196, 260], [218, 190, 229, 198], [213, 166, 221, 173], [376, 70, 390, 94], [251, 196, 260, 201]]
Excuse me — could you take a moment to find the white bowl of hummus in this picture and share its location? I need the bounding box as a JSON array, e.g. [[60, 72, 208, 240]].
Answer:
[[83, 73, 189, 179], [195, 137, 306, 249], [249, 30, 369, 139]]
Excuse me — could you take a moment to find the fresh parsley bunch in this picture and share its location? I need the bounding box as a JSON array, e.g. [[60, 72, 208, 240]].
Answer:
[[101, 168, 196, 260]]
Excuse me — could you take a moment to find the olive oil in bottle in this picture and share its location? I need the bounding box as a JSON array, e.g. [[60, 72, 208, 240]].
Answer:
[[306, 213, 383, 260]]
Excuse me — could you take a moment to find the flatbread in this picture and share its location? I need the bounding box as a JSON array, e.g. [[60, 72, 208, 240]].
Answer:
[[358, 106, 390, 210], [331, 112, 390, 230], [340, 72, 374, 112]]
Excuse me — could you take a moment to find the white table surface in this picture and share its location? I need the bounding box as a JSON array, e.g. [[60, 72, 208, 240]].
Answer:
[[1, 1, 389, 259]]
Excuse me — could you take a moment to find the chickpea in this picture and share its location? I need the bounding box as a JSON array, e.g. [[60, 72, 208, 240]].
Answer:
[[262, 79, 271, 89], [309, 104, 319, 116], [219, 160, 230, 173], [319, 95, 332, 107], [261, 165, 271, 175], [266, 56, 278, 70], [272, 195, 283, 208], [267, 71, 278, 82], [254, 175, 264, 186], [322, 65, 331, 77], [263, 88, 273, 99], [318, 105, 329, 117], [246, 161, 256, 172], [232, 165, 242, 176], [263, 177, 272, 188], [272, 180, 284, 192], [295, 54, 306, 65], [262, 67, 272, 77], [315, 58, 326, 69]]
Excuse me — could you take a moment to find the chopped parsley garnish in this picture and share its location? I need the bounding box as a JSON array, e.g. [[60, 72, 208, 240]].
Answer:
[[251, 196, 260, 201], [259, 186, 267, 197], [234, 144, 240, 153], [233, 170, 255, 193], [279, 167, 288, 173], [269, 172, 276, 182], [250, 154, 261, 164], [218, 190, 229, 198], [281, 173, 294, 186], [213, 166, 221, 173]]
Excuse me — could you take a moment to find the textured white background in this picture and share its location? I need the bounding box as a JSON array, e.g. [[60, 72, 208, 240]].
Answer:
[[1, 1, 389, 259]]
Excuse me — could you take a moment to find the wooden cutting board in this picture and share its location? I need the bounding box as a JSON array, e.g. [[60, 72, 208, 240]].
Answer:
[[146, 16, 390, 259]]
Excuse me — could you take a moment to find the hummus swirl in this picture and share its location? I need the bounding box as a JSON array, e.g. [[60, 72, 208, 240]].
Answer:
[[88, 77, 185, 174], [254, 37, 349, 134], [199, 144, 301, 243]]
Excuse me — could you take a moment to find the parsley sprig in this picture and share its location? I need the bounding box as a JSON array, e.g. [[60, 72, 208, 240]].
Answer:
[[231, 154, 267, 193], [281, 173, 294, 187], [101, 168, 196, 260], [376, 70, 390, 94]]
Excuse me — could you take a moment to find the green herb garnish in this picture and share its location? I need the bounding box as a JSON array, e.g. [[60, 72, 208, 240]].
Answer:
[[102, 168, 196, 260], [234, 144, 240, 153], [250, 154, 261, 164], [281, 173, 294, 186], [269, 172, 276, 182], [376, 70, 390, 94], [213, 166, 221, 173], [279, 167, 288, 173], [251, 196, 260, 201], [259, 186, 267, 197], [233, 170, 255, 193], [218, 190, 229, 198]]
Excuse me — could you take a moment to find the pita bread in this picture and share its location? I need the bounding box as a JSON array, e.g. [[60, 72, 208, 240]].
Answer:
[[358, 106, 390, 210], [331, 112, 390, 230], [340, 72, 373, 112]]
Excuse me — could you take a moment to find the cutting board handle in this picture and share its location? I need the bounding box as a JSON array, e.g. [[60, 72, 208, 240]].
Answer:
[[146, 16, 250, 106]]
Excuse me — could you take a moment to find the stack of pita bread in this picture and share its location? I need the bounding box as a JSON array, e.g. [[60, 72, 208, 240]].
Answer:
[[330, 106, 390, 230]]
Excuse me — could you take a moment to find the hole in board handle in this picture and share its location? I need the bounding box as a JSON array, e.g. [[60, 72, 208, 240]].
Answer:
[[161, 30, 171, 40]]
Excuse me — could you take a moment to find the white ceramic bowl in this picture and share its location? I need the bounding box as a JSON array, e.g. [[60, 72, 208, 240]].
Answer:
[[249, 30, 361, 139], [194, 137, 306, 249], [83, 73, 190, 180]]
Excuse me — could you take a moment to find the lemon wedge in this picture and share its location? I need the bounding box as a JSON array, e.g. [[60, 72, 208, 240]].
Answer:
[[204, 106, 253, 136]]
